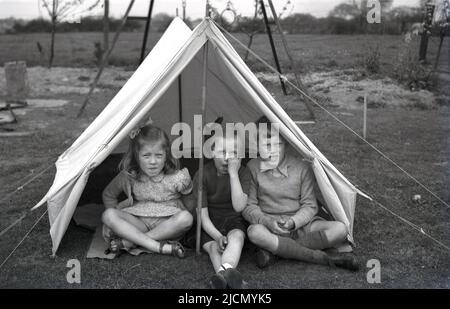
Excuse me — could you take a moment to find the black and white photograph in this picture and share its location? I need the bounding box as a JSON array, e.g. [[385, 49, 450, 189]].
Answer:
[[0, 0, 449, 293]]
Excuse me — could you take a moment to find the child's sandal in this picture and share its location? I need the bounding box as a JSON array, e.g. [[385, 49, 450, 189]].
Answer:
[[108, 236, 125, 255], [159, 240, 186, 259]]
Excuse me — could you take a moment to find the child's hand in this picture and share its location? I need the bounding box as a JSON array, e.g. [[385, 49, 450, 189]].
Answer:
[[117, 199, 132, 209], [227, 158, 241, 176], [278, 218, 295, 231], [266, 218, 290, 236], [218, 235, 228, 252]]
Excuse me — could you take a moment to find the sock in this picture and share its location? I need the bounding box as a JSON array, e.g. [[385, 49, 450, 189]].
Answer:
[[300, 231, 331, 250], [219, 263, 233, 272], [276, 236, 329, 265]]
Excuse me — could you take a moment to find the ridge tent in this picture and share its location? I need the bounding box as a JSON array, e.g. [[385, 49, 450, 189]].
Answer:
[[33, 17, 371, 255]]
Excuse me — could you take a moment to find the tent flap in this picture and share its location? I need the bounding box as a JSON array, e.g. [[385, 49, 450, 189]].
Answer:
[[34, 17, 366, 254]]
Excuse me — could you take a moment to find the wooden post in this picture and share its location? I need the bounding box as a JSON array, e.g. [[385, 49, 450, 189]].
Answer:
[[419, 3, 435, 62], [103, 0, 110, 55], [432, 28, 447, 73], [266, 0, 315, 121], [244, 0, 259, 62], [140, 0, 155, 64], [77, 0, 136, 118], [196, 42, 209, 255], [259, 0, 288, 95], [363, 94, 367, 140], [5, 61, 29, 106]]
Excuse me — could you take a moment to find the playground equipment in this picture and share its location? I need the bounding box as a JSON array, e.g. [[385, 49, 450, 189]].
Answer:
[[77, 0, 316, 121]]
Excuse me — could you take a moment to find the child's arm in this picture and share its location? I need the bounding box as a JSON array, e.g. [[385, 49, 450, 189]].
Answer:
[[191, 170, 227, 248], [176, 168, 194, 195], [290, 166, 319, 229], [228, 158, 248, 213], [241, 166, 271, 226], [102, 172, 132, 209], [201, 207, 224, 242], [243, 175, 288, 235]]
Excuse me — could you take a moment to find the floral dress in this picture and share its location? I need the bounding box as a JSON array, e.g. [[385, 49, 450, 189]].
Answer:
[[122, 168, 193, 218]]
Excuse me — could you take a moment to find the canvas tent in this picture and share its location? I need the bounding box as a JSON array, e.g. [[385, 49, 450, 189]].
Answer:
[[33, 17, 371, 255]]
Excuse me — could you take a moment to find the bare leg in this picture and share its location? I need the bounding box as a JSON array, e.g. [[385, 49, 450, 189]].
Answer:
[[145, 210, 193, 240], [246, 224, 279, 253], [247, 223, 329, 265], [203, 241, 222, 273], [103, 208, 148, 232], [102, 208, 172, 254], [221, 229, 245, 268], [309, 220, 347, 248]]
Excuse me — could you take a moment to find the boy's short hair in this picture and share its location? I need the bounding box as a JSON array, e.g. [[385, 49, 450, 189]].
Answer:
[[255, 115, 284, 142]]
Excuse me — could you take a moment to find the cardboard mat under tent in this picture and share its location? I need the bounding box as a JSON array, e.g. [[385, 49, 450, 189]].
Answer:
[[73, 203, 153, 259]]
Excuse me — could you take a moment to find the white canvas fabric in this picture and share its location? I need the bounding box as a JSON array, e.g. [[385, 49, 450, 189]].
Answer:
[[33, 17, 371, 255]]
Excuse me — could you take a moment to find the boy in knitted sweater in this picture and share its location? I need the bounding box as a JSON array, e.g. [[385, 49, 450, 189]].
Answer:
[[242, 116, 359, 271]]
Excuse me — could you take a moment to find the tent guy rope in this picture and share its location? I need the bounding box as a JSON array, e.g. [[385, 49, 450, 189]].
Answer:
[[0, 208, 48, 271], [0, 164, 54, 206]]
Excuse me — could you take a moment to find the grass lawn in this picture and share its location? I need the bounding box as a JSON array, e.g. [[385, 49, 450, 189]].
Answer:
[[0, 81, 448, 288], [0, 30, 448, 288]]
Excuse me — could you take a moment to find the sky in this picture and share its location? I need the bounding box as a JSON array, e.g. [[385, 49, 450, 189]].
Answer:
[[0, 0, 421, 20]]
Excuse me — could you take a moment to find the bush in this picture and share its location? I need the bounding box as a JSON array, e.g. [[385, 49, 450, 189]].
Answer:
[[363, 46, 381, 75], [392, 35, 433, 90]]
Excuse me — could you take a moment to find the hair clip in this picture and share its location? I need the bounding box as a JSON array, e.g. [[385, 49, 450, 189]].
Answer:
[[129, 128, 141, 139], [129, 117, 154, 139]]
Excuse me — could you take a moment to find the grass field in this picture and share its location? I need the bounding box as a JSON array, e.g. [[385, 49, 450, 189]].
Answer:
[[0, 31, 445, 74], [0, 30, 449, 288]]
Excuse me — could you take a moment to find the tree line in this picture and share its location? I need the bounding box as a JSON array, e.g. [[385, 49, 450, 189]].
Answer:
[[5, 8, 429, 36]]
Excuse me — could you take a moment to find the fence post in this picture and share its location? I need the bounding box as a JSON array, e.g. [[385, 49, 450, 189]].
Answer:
[[363, 94, 368, 140]]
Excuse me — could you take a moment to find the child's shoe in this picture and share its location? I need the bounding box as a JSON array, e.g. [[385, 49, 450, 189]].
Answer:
[[328, 254, 360, 271], [222, 268, 246, 289], [209, 272, 228, 289], [255, 249, 277, 269]]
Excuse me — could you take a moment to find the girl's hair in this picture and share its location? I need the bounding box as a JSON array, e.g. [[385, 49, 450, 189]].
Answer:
[[119, 124, 179, 178]]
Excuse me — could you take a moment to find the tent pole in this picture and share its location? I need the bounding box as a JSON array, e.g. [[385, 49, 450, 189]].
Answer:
[[178, 75, 183, 123], [77, 0, 136, 118], [177, 4, 186, 124], [266, 0, 315, 121], [139, 0, 155, 64], [196, 41, 209, 255], [259, 0, 287, 95]]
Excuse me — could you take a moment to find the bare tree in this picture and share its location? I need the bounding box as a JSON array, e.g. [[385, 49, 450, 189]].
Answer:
[[40, 0, 100, 68]]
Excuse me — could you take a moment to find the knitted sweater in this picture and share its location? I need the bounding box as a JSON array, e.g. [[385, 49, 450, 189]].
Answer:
[[242, 150, 318, 229]]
